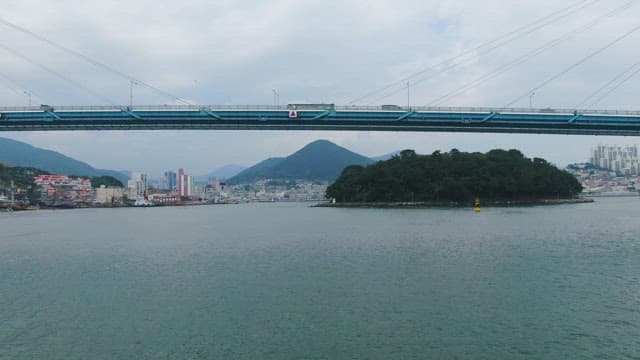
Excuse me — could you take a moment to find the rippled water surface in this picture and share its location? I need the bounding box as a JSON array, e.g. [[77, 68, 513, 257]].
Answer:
[[1, 198, 640, 359]]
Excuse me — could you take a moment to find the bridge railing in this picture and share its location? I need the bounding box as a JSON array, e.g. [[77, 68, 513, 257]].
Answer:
[[335, 105, 640, 116], [0, 104, 287, 112], [2, 104, 640, 116]]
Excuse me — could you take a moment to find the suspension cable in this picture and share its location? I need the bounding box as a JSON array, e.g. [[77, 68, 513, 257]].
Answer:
[[0, 70, 47, 104], [0, 17, 193, 105], [504, 24, 640, 108], [429, 0, 638, 106], [347, 0, 602, 104], [581, 61, 640, 109], [0, 42, 118, 105], [362, 0, 605, 105]]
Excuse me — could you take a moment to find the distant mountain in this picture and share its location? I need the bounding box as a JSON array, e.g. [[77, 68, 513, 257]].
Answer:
[[0, 137, 128, 184], [118, 170, 132, 179], [227, 158, 285, 184], [371, 150, 401, 161], [196, 164, 248, 182], [228, 140, 374, 184]]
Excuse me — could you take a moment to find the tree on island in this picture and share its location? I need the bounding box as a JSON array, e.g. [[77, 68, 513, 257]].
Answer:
[[326, 149, 583, 203]]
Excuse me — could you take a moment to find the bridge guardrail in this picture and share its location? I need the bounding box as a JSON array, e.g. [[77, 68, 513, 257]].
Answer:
[[2, 104, 640, 117]]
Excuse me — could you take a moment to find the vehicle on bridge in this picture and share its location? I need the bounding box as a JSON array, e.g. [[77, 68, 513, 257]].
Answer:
[[287, 103, 335, 111]]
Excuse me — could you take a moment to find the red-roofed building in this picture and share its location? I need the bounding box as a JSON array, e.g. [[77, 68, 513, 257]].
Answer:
[[33, 175, 93, 205]]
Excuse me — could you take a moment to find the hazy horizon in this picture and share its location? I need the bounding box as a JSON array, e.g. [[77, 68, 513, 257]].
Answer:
[[2, 134, 632, 179]]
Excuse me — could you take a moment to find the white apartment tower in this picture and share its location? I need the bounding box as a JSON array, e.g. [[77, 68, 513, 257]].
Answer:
[[591, 145, 640, 175], [178, 168, 195, 197], [127, 172, 148, 199]]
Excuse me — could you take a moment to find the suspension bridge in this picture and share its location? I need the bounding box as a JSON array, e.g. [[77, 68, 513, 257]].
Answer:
[[2, 1, 640, 135], [2, 104, 640, 135]]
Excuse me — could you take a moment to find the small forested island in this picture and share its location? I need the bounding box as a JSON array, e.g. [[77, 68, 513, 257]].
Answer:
[[324, 149, 588, 207]]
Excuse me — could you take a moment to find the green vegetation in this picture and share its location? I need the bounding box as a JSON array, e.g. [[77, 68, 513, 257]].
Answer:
[[229, 157, 286, 184], [229, 140, 373, 184], [327, 149, 583, 203], [0, 137, 128, 184], [0, 163, 48, 203], [75, 175, 124, 188]]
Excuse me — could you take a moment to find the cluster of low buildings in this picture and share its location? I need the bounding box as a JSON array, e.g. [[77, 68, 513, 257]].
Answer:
[[567, 166, 638, 196], [23, 170, 205, 207], [116, 168, 228, 206], [33, 175, 93, 206], [25, 167, 328, 208], [567, 145, 640, 196], [227, 179, 328, 202]]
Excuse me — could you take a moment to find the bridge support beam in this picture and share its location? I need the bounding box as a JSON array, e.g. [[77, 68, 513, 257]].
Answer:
[[568, 113, 582, 124], [481, 112, 499, 123], [398, 111, 417, 121], [122, 108, 142, 120], [200, 108, 222, 120], [312, 110, 334, 120]]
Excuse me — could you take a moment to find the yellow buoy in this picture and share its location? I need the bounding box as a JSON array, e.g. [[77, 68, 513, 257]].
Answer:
[[474, 198, 481, 212]]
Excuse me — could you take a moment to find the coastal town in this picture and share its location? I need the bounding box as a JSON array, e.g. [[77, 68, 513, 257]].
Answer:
[[566, 144, 640, 196], [2, 144, 639, 210], [0, 168, 329, 210]]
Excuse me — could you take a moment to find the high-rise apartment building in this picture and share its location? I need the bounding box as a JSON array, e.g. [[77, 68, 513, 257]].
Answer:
[[162, 171, 177, 191], [127, 172, 148, 199], [591, 145, 640, 176], [177, 168, 194, 197], [178, 168, 185, 196], [186, 175, 195, 197]]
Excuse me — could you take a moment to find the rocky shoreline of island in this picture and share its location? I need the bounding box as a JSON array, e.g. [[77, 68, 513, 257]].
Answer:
[[313, 198, 594, 208]]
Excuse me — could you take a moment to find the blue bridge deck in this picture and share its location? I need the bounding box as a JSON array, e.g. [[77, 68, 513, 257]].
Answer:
[[1, 105, 640, 135]]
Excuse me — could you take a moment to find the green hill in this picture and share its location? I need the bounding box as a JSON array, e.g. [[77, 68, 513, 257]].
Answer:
[[228, 158, 285, 184], [327, 149, 583, 203], [0, 137, 127, 184], [0, 163, 47, 203], [228, 140, 374, 184]]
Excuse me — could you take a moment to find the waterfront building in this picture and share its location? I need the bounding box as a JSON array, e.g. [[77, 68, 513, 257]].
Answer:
[[208, 177, 222, 192], [148, 193, 180, 204], [187, 175, 195, 197], [127, 172, 148, 199], [202, 185, 217, 202], [178, 168, 183, 195], [178, 169, 195, 197], [194, 184, 206, 200], [591, 145, 640, 176], [95, 185, 124, 204], [162, 171, 177, 191], [33, 174, 93, 204]]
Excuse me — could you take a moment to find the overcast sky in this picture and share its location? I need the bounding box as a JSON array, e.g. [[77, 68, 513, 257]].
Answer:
[[2, 0, 640, 177]]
